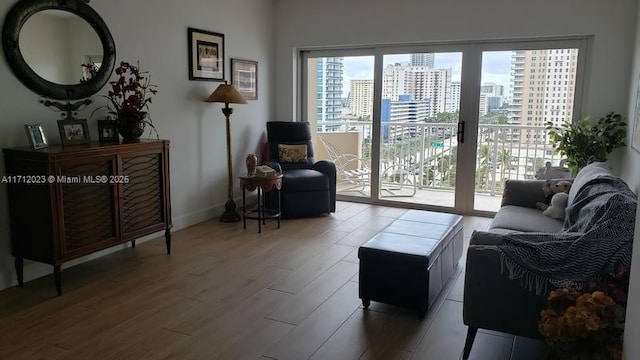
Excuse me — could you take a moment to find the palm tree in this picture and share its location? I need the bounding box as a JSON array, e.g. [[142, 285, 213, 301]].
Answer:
[[497, 149, 513, 181], [476, 144, 492, 190]]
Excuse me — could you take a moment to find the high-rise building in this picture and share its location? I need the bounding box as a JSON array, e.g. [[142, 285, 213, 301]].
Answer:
[[509, 49, 577, 127], [479, 93, 489, 116], [349, 79, 373, 118], [381, 95, 431, 139], [480, 82, 505, 114], [315, 57, 344, 121], [449, 81, 461, 113], [481, 82, 505, 97], [382, 62, 451, 117], [411, 53, 435, 68], [509, 49, 578, 144]]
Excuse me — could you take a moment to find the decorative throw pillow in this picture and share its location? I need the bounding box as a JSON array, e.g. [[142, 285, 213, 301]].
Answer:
[[278, 144, 307, 163]]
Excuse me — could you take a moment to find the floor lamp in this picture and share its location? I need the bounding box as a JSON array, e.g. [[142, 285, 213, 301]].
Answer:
[[206, 81, 247, 222]]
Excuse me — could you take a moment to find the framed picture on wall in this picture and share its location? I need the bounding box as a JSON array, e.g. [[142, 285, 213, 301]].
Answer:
[[231, 59, 258, 100], [188, 27, 225, 81], [57, 119, 90, 146], [24, 123, 48, 150]]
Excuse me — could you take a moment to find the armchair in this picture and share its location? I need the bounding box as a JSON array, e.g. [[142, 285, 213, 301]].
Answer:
[[265, 121, 336, 218]]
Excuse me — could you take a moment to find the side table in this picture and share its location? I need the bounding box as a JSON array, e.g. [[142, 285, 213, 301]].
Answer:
[[239, 174, 283, 233]]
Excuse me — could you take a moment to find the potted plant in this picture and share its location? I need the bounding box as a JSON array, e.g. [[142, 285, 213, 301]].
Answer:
[[546, 112, 626, 176], [103, 61, 158, 140]]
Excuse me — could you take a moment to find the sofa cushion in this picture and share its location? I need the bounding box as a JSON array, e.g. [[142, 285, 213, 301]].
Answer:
[[568, 162, 611, 205], [489, 205, 564, 233]]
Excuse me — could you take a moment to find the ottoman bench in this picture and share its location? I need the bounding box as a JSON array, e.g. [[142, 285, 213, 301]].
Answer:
[[358, 210, 463, 317]]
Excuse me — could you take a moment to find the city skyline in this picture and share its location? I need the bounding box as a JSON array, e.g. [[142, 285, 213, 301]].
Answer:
[[342, 52, 512, 98]]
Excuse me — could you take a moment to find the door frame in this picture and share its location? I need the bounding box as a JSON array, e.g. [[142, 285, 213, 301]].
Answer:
[[298, 36, 590, 215]]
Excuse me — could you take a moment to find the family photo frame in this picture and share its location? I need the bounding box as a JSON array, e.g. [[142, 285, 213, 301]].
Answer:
[[188, 27, 225, 81], [58, 119, 90, 146], [231, 58, 258, 100], [98, 119, 119, 143], [24, 123, 48, 150]]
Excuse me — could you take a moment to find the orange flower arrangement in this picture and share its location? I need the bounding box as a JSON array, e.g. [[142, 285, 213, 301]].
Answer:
[[539, 267, 629, 360]]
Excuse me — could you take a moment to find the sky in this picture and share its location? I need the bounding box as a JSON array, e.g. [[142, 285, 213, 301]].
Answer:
[[341, 51, 512, 96]]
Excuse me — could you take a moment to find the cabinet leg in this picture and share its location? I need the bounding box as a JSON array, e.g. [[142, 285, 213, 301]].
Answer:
[[131, 240, 136, 248], [165, 229, 172, 254], [15, 257, 24, 287], [54, 265, 62, 296]]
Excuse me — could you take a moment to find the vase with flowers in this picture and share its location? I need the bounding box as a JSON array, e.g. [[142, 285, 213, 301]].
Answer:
[[538, 267, 629, 360], [104, 61, 158, 140]]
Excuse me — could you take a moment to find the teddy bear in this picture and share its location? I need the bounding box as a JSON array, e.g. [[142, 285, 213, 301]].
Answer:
[[536, 180, 572, 219]]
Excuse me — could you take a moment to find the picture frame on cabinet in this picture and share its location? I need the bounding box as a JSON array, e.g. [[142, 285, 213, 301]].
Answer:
[[58, 119, 91, 146], [231, 58, 258, 100], [98, 120, 119, 143], [24, 123, 48, 150], [188, 27, 225, 81]]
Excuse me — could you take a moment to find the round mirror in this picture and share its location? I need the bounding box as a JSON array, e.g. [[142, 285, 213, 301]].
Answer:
[[2, 0, 116, 100], [20, 10, 102, 86]]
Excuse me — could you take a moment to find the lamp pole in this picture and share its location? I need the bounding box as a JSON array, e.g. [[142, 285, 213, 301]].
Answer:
[[220, 104, 241, 222], [205, 80, 246, 222]]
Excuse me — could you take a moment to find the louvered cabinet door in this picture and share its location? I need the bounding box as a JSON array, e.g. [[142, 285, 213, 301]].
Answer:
[[57, 157, 118, 260], [120, 149, 168, 240]]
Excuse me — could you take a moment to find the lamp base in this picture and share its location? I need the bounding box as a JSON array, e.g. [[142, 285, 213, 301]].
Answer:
[[220, 198, 241, 222]]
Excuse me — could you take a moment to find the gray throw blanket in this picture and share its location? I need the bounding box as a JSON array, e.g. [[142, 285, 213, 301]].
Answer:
[[498, 175, 636, 295]]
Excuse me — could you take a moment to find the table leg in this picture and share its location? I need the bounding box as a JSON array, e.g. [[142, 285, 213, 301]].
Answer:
[[277, 188, 281, 229], [257, 187, 262, 233], [262, 189, 267, 225], [242, 186, 247, 229]]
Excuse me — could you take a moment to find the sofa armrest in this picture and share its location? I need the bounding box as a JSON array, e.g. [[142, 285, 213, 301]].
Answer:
[[501, 179, 548, 208], [470, 230, 508, 246], [313, 160, 337, 212], [463, 245, 547, 338]]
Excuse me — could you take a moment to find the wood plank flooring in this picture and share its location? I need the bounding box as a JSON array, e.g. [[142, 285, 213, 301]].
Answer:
[[0, 201, 548, 359]]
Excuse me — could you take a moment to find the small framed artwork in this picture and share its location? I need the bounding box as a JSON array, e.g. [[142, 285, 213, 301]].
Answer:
[[24, 124, 48, 150], [98, 119, 119, 143], [58, 119, 91, 145], [231, 59, 258, 100], [188, 27, 225, 81]]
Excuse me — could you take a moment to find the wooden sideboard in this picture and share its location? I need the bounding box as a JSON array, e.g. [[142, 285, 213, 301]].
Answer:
[[3, 140, 172, 295]]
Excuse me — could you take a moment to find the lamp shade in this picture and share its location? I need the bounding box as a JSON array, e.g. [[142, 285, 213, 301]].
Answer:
[[205, 81, 247, 104]]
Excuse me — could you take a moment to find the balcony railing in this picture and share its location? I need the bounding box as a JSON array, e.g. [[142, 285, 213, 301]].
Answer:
[[315, 120, 564, 198]]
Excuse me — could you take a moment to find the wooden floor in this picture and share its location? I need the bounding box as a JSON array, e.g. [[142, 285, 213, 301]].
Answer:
[[0, 201, 548, 360]]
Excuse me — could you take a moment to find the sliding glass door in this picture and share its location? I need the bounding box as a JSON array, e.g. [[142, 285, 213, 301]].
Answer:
[[301, 38, 587, 214]]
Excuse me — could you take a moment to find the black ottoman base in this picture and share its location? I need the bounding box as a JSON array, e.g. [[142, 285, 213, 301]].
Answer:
[[358, 210, 463, 317]]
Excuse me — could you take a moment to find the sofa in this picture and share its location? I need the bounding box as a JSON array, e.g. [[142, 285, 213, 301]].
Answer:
[[461, 162, 637, 359]]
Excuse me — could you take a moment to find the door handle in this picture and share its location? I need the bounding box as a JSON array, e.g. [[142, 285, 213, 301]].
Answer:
[[457, 121, 465, 143]]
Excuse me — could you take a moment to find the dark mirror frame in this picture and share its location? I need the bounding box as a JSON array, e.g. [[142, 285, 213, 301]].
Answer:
[[1, 0, 116, 100]]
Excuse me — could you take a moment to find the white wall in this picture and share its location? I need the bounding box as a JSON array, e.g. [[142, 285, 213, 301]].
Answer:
[[272, 0, 637, 122], [0, 0, 274, 290], [621, 2, 640, 358]]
